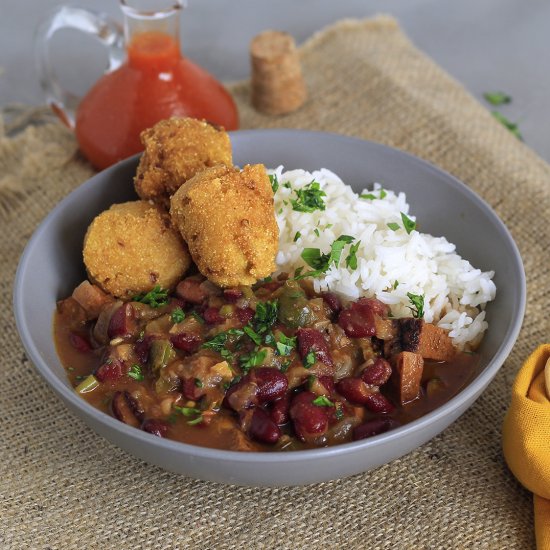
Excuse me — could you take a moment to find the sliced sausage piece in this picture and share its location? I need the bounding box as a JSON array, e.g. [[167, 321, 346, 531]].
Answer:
[[400, 319, 456, 361], [392, 351, 424, 405], [72, 280, 114, 320]]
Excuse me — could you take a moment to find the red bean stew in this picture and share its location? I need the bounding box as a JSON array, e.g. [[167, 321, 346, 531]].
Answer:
[[54, 274, 479, 451]]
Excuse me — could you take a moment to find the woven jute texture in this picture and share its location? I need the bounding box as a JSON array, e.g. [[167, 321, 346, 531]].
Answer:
[[1, 15, 546, 549]]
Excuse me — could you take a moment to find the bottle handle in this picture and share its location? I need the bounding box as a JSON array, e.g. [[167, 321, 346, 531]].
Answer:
[[34, 6, 125, 128]]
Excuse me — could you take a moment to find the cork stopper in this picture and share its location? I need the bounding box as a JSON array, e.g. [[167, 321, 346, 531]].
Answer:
[[250, 30, 307, 115]]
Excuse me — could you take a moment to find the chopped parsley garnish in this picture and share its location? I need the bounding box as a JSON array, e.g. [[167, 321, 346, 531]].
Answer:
[[275, 333, 297, 356], [303, 350, 316, 369], [269, 173, 279, 193], [312, 395, 334, 407], [294, 231, 301, 242], [401, 212, 416, 234], [173, 405, 203, 425], [290, 180, 327, 213], [202, 328, 244, 353], [243, 325, 262, 346], [387, 222, 400, 231], [360, 188, 386, 200], [393, 280, 399, 289], [407, 292, 425, 318], [194, 378, 203, 388], [263, 331, 276, 346], [334, 403, 345, 420], [132, 285, 169, 308], [253, 301, 278, 335], [492, 111, 523, 140], [283, 182, 292, 189], [314, 228, 320, 237], [171, 307, 185, 324], [483, 91, 511, 106], [128, 364, 144, 381], [345, 240, 361, 270], [296, 235, 356, 280], [239, 348, 267, 372]]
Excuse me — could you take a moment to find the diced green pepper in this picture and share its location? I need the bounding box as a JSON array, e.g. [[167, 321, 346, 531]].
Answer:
[[75, 374, 99, 394], [277, 283, 314, 328], [149, 339, 176, 372]]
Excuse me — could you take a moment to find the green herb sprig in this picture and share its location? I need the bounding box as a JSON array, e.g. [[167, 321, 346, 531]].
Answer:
[[171, 307, 185, 324], [291, 181, 327, 213], [295, 235, 355, 280], [407, 292, 425, 319], [128, 364, 144, 381], [132, 285, 169, 308], [483, 91, 511, 106]]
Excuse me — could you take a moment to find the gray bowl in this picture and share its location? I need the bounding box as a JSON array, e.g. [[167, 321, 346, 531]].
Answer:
[[13, 129, 525, 486]]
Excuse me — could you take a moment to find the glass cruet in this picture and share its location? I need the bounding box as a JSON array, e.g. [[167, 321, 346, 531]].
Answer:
[[35, 0, 239, 170]]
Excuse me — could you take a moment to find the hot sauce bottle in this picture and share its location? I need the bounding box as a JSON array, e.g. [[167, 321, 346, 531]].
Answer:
[[36, 1, 239, 170]]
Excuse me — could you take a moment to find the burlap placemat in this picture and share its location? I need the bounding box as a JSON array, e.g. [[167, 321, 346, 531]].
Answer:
[[1, 15, 546, 549]]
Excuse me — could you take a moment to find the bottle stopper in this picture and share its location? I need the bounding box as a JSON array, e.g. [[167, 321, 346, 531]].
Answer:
[[250, 30, 307, 115]]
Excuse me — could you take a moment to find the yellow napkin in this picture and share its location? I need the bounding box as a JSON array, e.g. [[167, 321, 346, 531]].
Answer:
[[503, 345, 550, 550]]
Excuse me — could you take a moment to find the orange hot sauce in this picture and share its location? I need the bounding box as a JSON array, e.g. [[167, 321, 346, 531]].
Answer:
[[75, 31, 239, 170]]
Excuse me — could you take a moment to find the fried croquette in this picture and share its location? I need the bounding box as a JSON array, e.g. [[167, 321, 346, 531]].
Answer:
[[170, 164, 279, 287], [83, 201, 191, 298], [134, 117, 233, 208]]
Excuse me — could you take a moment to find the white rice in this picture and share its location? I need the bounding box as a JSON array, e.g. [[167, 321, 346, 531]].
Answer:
[[271, 166, 496, 349]]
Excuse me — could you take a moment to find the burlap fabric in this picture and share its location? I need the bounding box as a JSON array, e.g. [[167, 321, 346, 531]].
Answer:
[[1, 15, 545, 548]]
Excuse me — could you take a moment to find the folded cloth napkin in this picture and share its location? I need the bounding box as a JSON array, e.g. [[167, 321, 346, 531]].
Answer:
[[503, 345, 550, 549]]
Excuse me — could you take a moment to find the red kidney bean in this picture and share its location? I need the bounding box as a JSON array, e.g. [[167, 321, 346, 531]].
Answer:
[[270, 394, 291, 425], [250, 367, 288, 404], [296, 328, 334, 367], [69, 332, 92, 353], [244, 407, 282, 444], [290, 391, 329, 441], [181, 377, 206, 401], [364, 392, 395, 414], [95, 359, 126, 382], [176, 278, 207, 304], [338, 301, 376, 338], [142, 418, 169, 438], [361, 358, 392, 386], [236, 306, 254, 325], [223, 288, 243, 303], [170, 332, 203, 353], [321, 292, 342, 314], [356, 297, 390, 317], [168, 297, 187, 310], [111, 391, 143, 427], [336, 377, 376, 405], [203, 307, 224, 325], [353, 418, 400, 440], [108, 303, 137, 339]]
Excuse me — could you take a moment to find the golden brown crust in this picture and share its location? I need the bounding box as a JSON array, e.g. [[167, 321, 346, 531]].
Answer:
[[170, 164, 279, 287], [134, 117, 233, 208], [83, 200, 191, 298]]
